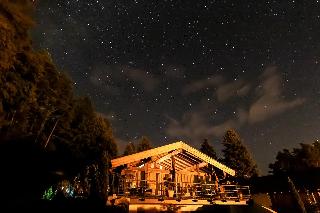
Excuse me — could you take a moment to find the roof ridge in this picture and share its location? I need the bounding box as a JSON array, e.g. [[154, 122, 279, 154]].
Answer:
[[111, 141, 235, 176]]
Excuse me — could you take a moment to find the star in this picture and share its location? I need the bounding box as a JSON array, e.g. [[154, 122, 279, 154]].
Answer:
[[34, 0, 320, 174]]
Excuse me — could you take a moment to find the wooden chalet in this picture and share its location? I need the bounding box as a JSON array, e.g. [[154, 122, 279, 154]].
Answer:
[[109, 141, 251, 207]]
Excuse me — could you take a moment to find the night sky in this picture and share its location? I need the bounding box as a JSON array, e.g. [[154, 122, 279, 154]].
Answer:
[[33, 0, 320, 174]]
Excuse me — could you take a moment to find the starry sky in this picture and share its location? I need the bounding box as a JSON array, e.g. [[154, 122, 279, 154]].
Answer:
[[33, 0, 320, 174]]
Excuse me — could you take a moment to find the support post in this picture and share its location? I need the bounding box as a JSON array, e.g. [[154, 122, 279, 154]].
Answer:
[[171, 156, 176, 196]]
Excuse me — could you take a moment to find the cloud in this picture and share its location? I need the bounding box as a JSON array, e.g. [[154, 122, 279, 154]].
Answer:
[[210, 119, 238, 137], [248, 67, 305, 123], [183, 75, 223, 94], [166, 66, 305, 142], [114, 137, 129, 155], [89, 65, 159, 93], [123, 66, 160, 92], [183, 75, 250, 102], [237, 108, 249, 124], [89, 65, 121, 94], [165, 110, 243, 143], [165, 112, 212, 144], [216, 80, 251, 102]]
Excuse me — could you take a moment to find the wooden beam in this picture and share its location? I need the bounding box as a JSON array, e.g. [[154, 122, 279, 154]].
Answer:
[[174, 157, 194, 168], [111, 141, 184, 168], [177, 152, 200, 166], [161, 164, 171, 171], [155, 149, 182, 164], [181, 143, 235, 176], [159, 159, 185, 171], [163, 159, 184, 170], [179, 162, 207, 172], [111, 141, 235, 176], [160, 160, 172, 170]]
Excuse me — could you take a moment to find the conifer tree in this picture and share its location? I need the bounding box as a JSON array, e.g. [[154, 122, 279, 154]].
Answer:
[[137, 136, 152, 152], [200, 139, 217, 159], [269, 140, 320, 174], [123, 142, 136, 156], [222, 129, 258, 178]]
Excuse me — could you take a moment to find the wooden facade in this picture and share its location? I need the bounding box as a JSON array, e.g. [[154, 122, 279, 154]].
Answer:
[[112, 141, 235, 176], [110, 141, 251, 201]]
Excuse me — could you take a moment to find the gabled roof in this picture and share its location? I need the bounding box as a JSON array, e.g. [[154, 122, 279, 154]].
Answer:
[[111, 141, 235, 176]]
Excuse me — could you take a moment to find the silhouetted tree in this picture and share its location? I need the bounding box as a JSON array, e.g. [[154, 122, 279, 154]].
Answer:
[[137, 136, 152, 152], [200, 139, 219, 182], [200, 139, 217, 159], [124, 142, 136, 156], [222, 129, 258, 178], [269, 140, 320, 175], [0, 0, 117, 202]]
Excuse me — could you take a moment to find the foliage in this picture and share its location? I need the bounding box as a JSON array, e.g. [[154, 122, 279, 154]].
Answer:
[[137, 136, 152, 152], [222, 129, 259, 178], [200, 139, 218, 180], [123, 142, 136, 156], [200, 139, 217, 159], [269, 140, 320, 175], [0, 0, 117, 201]]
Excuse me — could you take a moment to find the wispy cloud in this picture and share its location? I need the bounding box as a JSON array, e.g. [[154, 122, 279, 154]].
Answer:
[[165, 112, 212, 143], [165, 110, 243, 144], [248, 67, 305, 123], [166, 66, 305, 142], [89, 65, 121, 94], [216, 80, 251, 102], [114, 137, 129, 155], [89, 65, 160, 93], [123, 66, 160, 92], [183, 75, 250, 102], [183, 75, 223, 95]]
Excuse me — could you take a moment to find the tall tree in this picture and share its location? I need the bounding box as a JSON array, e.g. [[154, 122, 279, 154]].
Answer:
[[88, 116, 117, 202], [0, 0, 118, 202], [269, 140, 320, 174], [200, 139, 217, 159], [222, 129, 258, 178], [124, 142, 136, 156], [137, 136, 152, 152], [200, 139, 218, 182]]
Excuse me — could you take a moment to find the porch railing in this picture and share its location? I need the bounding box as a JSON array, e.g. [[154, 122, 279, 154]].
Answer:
[[114, 179, 250, 201]]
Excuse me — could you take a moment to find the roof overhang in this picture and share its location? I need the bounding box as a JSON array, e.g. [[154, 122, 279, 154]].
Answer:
[[111, 141, 235, 176]]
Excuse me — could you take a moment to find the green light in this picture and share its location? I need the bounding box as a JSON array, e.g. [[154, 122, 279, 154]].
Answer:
[[42, 186, 56, 200]]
